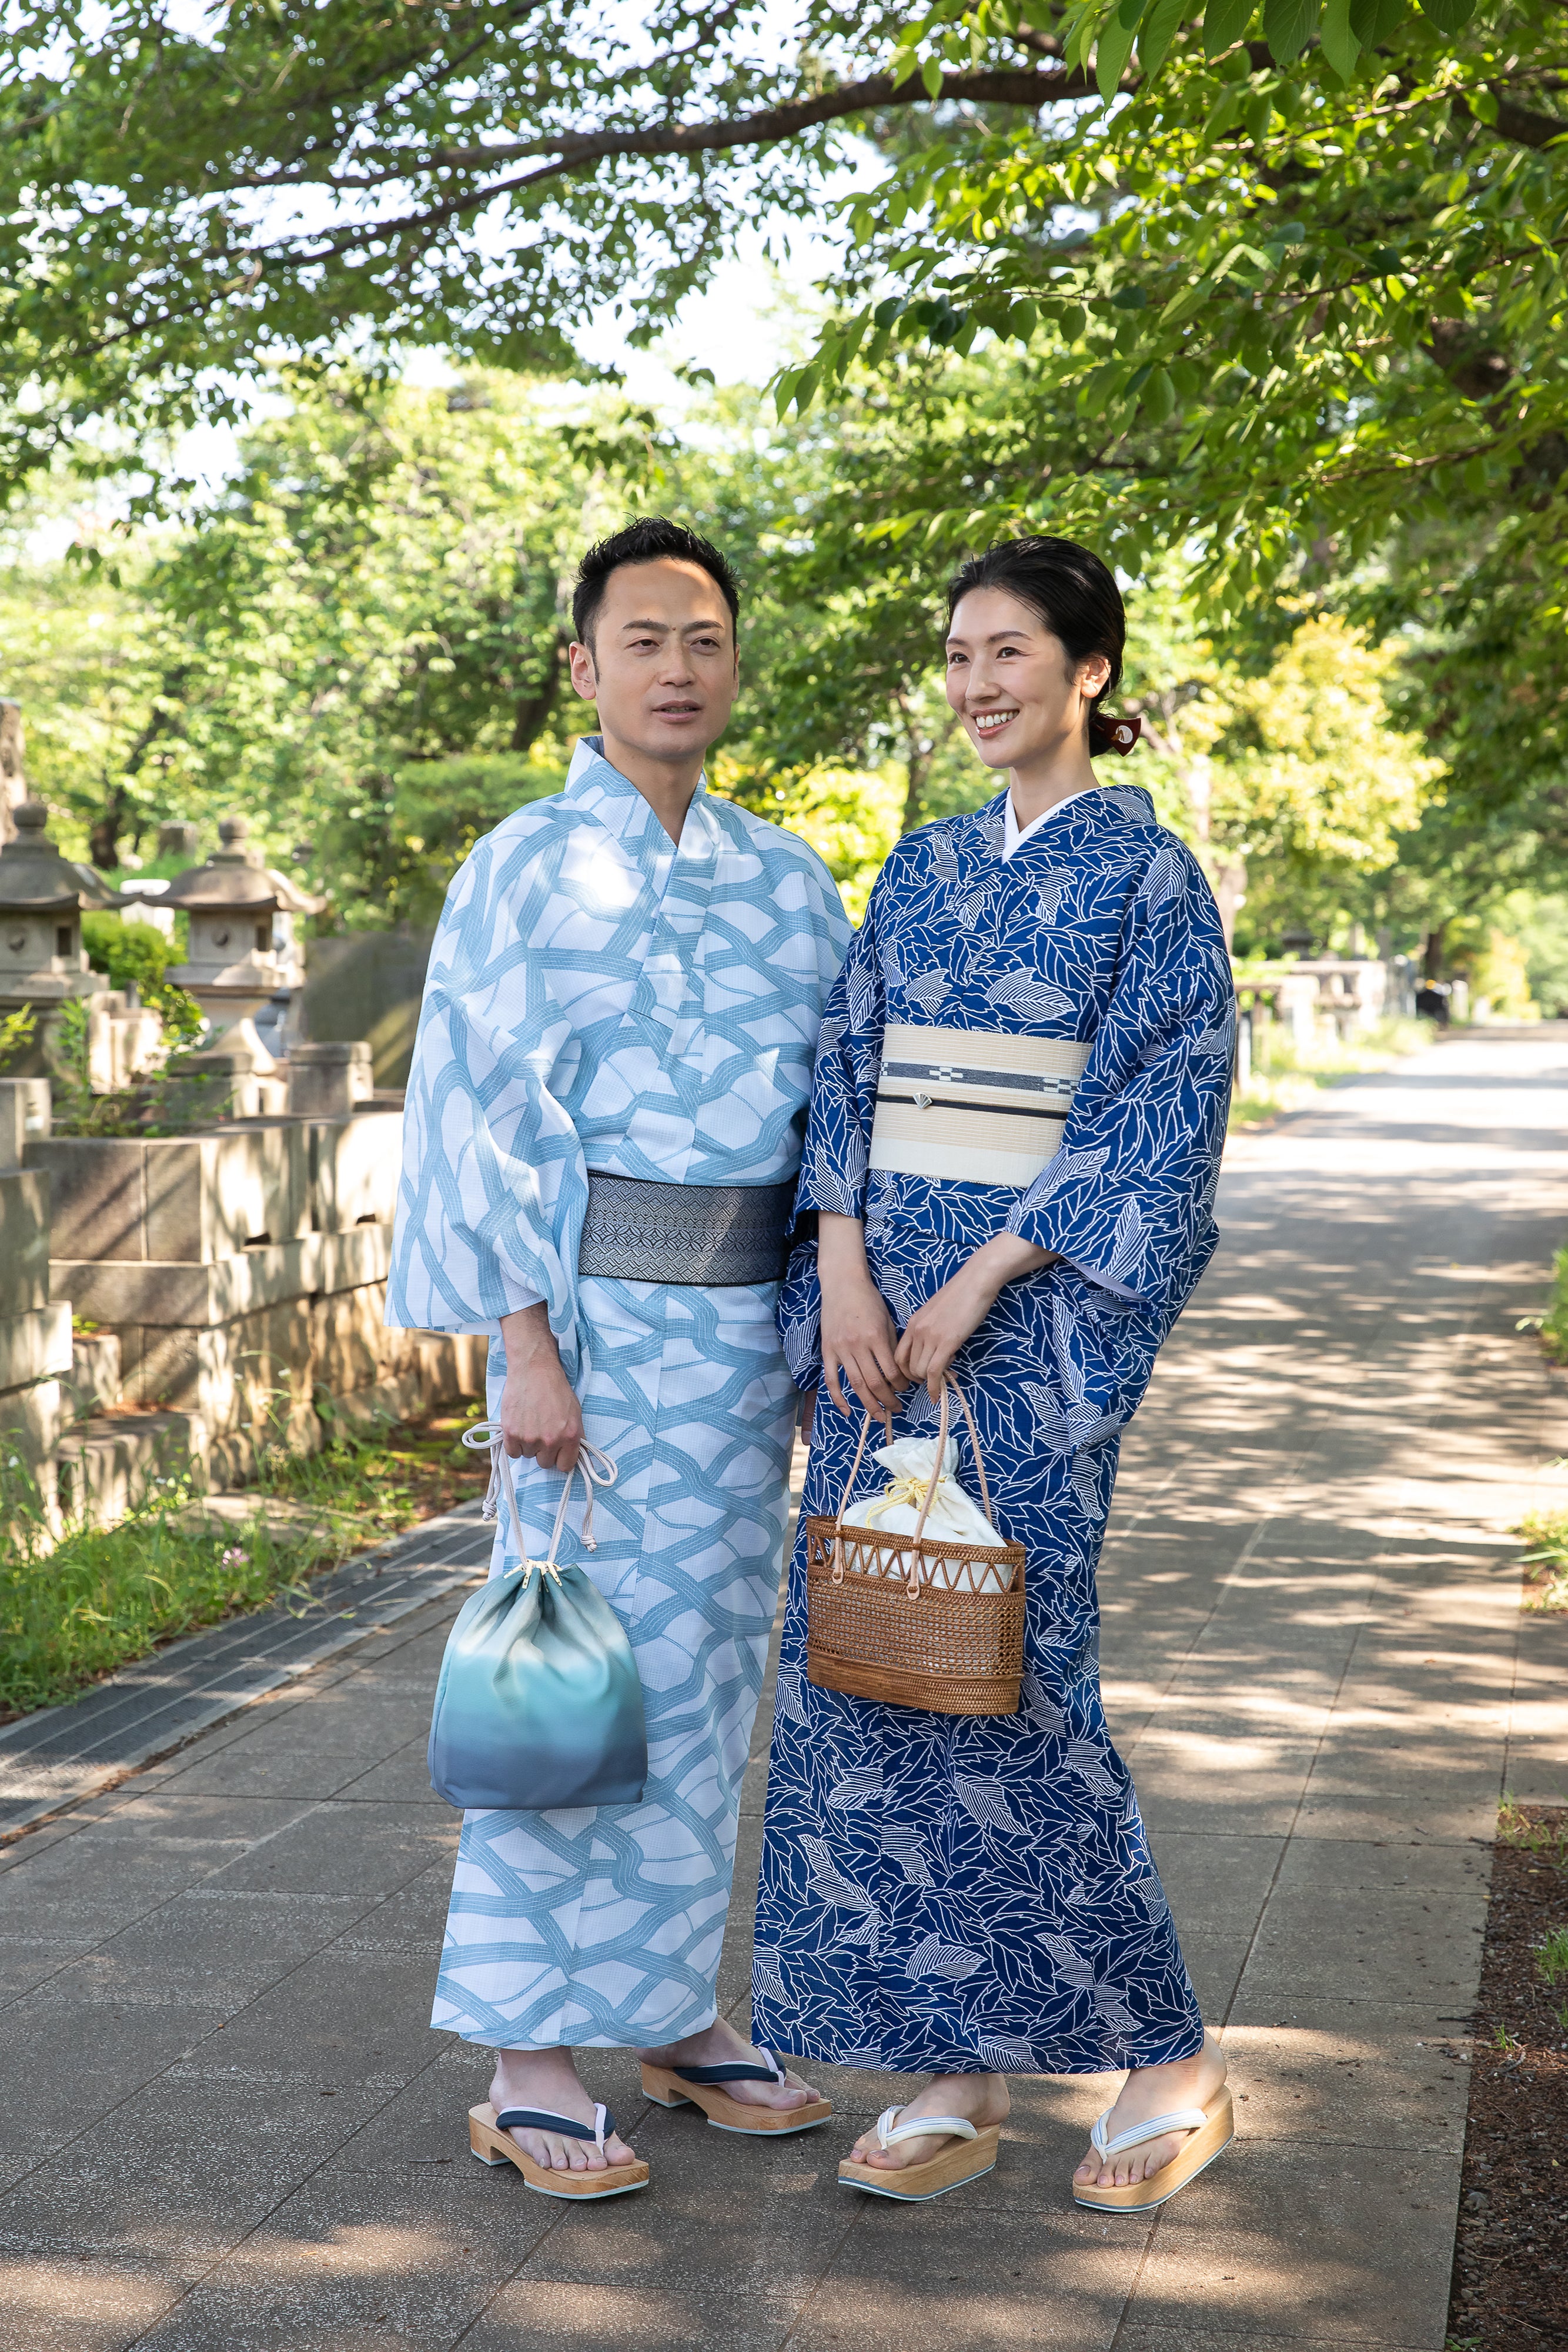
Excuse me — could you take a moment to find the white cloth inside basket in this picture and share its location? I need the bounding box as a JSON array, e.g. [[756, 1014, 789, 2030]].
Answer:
[[840, 1435, 1012, 1593]]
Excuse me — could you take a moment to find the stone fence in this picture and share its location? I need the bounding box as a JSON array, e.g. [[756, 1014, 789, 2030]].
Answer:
[[0, 1061, 483, 1537]]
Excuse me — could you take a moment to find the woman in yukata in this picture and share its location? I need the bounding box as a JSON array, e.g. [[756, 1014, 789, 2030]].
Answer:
[[752, 534, 1236, 2211]]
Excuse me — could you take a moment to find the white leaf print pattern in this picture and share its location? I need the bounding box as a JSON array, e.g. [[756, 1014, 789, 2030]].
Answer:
[[985, 971, 1074, 1020], [978, 2033, 1039, 2072], [753, 1952, 788, 2003], [1017, 1146, 1110, 1212], [1065, 1740, 1121, 1800], [880, 1826, 935, 1887], [1138, 843, 1185, 910], [773, 1662, 810, 1728], [827, 1766, 885, 1812], [1020, 1669, 1066, 1736], [801, 1835, 878, 1915], [847, 954, 880, 1034], [905, 967, 950, 1013], [930, 828, 961, 885], [1104, 1198, 1145, 1284], [955, 1776, 1024, 1835], [1021, 1381, 1075, 1451], [1035, 871, 1072, 921], [907, 1932, 983, 1981]]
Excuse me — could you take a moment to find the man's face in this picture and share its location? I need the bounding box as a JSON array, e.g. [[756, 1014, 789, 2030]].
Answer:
[[569, 558, 738, 761]]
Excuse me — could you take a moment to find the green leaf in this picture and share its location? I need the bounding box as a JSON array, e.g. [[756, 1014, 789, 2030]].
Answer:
[[1096, 1, 1141, 98], [1202, 0, 1256, 58], [1143, 366, 1178, 419], [1136, 0, 1189, 77], [1319, 0, 1361, 72], [1263, 0, 1321, 61], [1348, 0, 1405, 41], [1415, 0, 1474, 28], [921, 54, 944, 95]]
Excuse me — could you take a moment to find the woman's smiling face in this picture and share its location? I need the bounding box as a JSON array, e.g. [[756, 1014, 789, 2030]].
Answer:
[[944, 584, 1111, 772]]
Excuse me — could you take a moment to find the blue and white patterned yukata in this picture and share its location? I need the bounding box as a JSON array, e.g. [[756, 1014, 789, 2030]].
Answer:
[[752, 781, 1232, 2076], [387, 736, 851, 2049]]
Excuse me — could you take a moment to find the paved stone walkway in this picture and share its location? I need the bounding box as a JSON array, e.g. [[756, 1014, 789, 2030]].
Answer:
[[4, 1025, 1567, 2351]]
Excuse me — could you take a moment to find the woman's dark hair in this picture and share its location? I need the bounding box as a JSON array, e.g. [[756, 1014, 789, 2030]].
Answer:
[[572, 517, 740, 649], [945, 534, 1138, 756]]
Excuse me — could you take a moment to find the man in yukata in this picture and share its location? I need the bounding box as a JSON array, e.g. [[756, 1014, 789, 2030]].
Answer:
[[387, 517, 852, 2193]]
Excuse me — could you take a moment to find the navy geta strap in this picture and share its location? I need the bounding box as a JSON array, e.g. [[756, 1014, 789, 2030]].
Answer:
[[494, 2107, 616, 2140]]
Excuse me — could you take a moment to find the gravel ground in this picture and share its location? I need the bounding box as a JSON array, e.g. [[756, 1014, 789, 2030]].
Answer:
[[1447, 1804, 1568, 2348]]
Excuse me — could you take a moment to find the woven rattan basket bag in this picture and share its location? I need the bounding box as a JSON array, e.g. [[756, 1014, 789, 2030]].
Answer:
[[805, 1378, 1026, 1717]]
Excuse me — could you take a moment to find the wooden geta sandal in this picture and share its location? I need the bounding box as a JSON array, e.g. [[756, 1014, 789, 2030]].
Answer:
[[838, 2104, 1001, 2201], [468, 2100, 649, 2199], [1072, 2086, 1233, 2212], [640, 2045, 831, 2136]]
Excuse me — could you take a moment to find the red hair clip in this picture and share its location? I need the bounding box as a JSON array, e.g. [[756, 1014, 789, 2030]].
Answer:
[[1089, 711, 1142, 757]]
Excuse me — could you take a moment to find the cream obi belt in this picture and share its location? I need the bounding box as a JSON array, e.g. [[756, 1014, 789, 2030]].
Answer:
[[869, 1023, 1092, 1189]]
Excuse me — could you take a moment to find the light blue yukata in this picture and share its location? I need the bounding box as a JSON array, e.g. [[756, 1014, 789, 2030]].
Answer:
[[753, 781, 1232, 2077], [387, 736, 851, 2050]]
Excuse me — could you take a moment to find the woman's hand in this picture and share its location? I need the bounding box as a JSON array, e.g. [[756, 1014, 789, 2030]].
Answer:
[[895, 1235, 1058, 1400], [818, 1212, 905, 1418], [498, 1304, 584, 1471]]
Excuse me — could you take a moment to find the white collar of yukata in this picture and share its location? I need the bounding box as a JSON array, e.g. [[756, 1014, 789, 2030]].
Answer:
[[564, 733, 717, 873], [977, 780, 1158, 849]]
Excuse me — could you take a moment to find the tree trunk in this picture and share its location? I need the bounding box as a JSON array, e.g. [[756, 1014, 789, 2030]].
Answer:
[[1423, 923, 1447, 981], [511, 630, 568, 754]]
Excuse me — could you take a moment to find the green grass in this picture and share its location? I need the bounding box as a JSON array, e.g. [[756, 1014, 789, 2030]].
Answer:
[[1512, 1511, 1568, 1611], [1229, 1014, 1437, 1131], [1519, 1243, 1568, 1367], [0, 1403, 487, 1722], [1536, 1926, 1568, 1986], [1499, 1795, 1568, 1858]]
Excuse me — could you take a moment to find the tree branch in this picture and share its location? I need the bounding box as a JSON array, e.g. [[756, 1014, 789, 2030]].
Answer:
[[181, 64, 1091, 217], [1455, 87, 1568, 148]]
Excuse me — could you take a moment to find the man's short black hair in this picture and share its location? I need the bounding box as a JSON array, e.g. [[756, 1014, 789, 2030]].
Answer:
[[571, 517, 740, 650]]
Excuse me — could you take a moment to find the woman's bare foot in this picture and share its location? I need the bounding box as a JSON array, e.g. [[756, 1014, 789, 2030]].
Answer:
[[489, 2047, 636, 2173], [638, 2016, 823, 2116], [848, 2072, 1010, 2171], [1073, 2031, 1228, 2191]]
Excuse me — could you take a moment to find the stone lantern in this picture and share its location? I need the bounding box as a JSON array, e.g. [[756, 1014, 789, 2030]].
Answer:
[[162, 816, 323, 1068], [0, 799, 123, 1007], [0, 800, 156, 1084]]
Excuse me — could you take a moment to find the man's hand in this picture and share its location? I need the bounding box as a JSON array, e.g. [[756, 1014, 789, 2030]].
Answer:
[[894, 1234, 1057, 1400], [498, 1304, 583, 1472], [818, 1213, 905, 1418]]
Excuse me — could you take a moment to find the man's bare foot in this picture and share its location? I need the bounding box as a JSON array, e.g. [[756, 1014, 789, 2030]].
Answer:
[[638, 2016, 823, 2115], [847, 2073, 1009, 2171], [1073, 2032, 1227, 2191], [489, 2047, 636, 2173]]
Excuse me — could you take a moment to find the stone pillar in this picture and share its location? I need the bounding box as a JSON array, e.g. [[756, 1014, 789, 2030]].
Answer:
[[0, 1075, 66, 1529], [287, 1041, 375, 1119]]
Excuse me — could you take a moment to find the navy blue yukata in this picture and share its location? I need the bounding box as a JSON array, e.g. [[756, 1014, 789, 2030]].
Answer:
[[751, 781, 1233, 2077]]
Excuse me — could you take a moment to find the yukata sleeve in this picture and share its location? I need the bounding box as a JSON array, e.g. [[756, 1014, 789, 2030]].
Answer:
[[1004, 842, 1233, 1315], [778, 886, 885, 1388], [386, 827, 590, 1376], [793, 883, 885, 1224]]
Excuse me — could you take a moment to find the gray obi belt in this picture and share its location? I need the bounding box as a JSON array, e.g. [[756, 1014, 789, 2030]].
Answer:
[[578, 1170, 800, 1288], [870, 1023, 1092, 1190]]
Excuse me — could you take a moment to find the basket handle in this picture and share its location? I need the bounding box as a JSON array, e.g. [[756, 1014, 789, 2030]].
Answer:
[[832, 1377, 996, 1596], [465, 1423, 618, 1583]]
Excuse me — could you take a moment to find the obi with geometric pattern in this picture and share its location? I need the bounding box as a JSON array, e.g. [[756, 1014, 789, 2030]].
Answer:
[[577, 1170, 798, 1287], [868, 1023, 1094, 1189]]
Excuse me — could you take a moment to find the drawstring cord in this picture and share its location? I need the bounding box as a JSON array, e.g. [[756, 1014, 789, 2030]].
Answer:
[[462, 1422, 618, 1584]]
